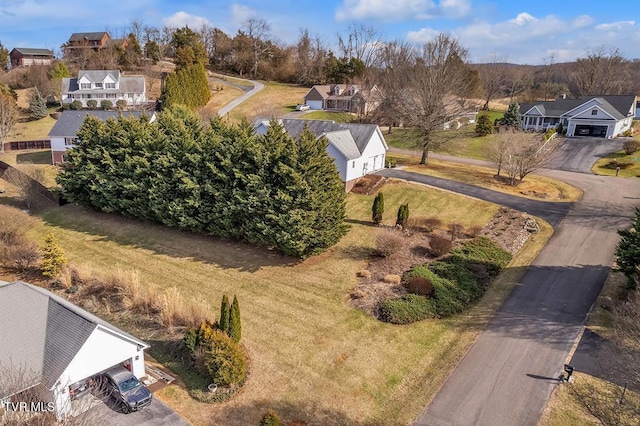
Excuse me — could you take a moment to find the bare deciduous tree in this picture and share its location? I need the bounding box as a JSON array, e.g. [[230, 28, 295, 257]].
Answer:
[[488, 132, 556, 185], [242, 18, 272, 79], [572, 46, 630, 96], [478, 54, 509, 110], [0, 93, 17, 153], [3, 165, 47, 208], [337, 23, 383, 68]]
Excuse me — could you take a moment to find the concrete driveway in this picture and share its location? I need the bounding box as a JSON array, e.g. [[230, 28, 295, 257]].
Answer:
[[546, 137, 625, 173]]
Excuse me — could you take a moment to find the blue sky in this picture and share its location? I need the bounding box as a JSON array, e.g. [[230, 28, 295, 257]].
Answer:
[[2, 0, 640, 64]]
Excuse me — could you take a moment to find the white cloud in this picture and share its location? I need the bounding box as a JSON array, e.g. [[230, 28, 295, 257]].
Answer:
[[162, 11, 211, 29], [231, 4, 256, 26], [336, 0, 471, 22], [596, 20, 636, 31]]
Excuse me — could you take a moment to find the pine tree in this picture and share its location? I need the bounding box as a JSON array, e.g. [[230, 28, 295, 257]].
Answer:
[[28, 87, 47, 120], [229, 295, 242, 343], [500, 99, 521, 128], [475, 114, 493, 136], [616, 207, 640, 289], [40, 233, 67, 278], [396, 203, 409, 227], [372, 192, 384, 224], [0, 42, 8, 71], [219, 294, 230, 333]]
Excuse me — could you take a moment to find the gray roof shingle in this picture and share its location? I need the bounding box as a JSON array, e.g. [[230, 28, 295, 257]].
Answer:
[[0, 282, 148, 392], [49, 110, 148, 138], [323, 130, 361, 160], [11, 48, 54, 57], [69, 32, 109, 42], [279, 119, 385, 154], [520, 95, 636, 119]]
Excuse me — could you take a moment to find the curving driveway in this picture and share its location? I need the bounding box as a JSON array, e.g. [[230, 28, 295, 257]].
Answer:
[[378, 140, 640, 426], [214, 76, 264, 118]]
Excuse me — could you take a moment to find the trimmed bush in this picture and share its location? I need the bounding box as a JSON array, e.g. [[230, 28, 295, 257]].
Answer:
[[378, 294, 437, 324], [260, 411, 283, 426], [39, 234, 67, 278], [229, 295, 241, 343], [429, 235, 452, 257], [202, 330, 247, 386], [70, 100, 82, 110], [219, 295, 230, 334], [86, 99, 98, 110], [623, 139, 639, 155], [100, 100, 113, 110], [116, 99, 127, 110], [403, 276, 434, 297], [372, 192, 384, 224], [375, 228, 404, 257], [383, 274, 401, 285], [396, 203, 409, 227], [421, 217, 442, 233], [183, 327, 198, 352]]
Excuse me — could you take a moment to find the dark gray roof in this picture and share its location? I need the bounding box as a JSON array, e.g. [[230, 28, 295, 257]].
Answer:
[[69, 32, 109, 42], [49, 110, 148, 137], [11, 48, 54, 57], [78, 69, 121, 82], [0, 281, 148, 391], [520, 95, 636, 119], [62, 73, 145, 96], [279, 119, 386, 154]]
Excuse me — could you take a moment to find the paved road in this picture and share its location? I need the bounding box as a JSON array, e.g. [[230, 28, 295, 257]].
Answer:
[[216, 78, 264, 117], [546, 137, 626, 173], [381, 143, 640, 425]]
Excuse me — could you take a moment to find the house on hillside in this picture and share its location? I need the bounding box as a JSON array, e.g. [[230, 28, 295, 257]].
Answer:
[[520, 95, 636, 138], [255, 119, 388, 192], [61, 70, 147, 109], [303, 84, 381, 115], [49, 110, 156, 164], [65, 32, 111, 52], [9, 48, 55, 68], [0, 281, 150, 421]]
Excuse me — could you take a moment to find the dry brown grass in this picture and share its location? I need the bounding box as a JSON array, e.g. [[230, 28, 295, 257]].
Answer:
[[228, 82, 310, 122], [199, 83, 244, 120]]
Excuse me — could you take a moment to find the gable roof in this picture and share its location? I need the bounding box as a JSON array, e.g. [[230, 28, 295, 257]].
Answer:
[[520, 95, 636, 119], [48, 110, 150, 137], [69, 32, 109, 42], [0, 281, 148, 392], [78, 69, 120, 82], [323, 130, 361, 160], [10, 48, 54, 57]]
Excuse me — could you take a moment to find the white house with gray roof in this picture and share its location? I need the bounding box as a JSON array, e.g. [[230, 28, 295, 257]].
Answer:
[[255, 119, 388, 191], [61, 70, 147, 108], [48, 110, 156, 164], [0, 281, 149, 421], [520, 95, 636, 138]]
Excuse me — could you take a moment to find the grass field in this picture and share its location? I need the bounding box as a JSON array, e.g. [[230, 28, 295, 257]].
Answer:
[[592, 149, 640, 177], [199, 82, 244, 118], [303, 111, 355, 122], [228, 82, 310, 122], [388, 153, 582, 202], [0, 149, 58, 188], [6, 179, 552, 426]]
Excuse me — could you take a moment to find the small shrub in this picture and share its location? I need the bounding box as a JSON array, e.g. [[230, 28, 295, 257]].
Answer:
[[396, 203, 409, 227], [449, 237, 512, 276], [219, 294, 230, 334], [378, 294, 437, 324], [544, 128, 556, 141], [386, 157, 398, 168], [421, 217, 442, 233], [0, 205, 36, 245], [403, 276, 434, 297], [383, 274, 401, 285], [260, 411, 284, 426], [429, 235, 452, 256], [39, 234, 67, 278], [467, 225, 483, 237], [356, 270, 371, 278], [621, 129, 634, 138], [100, 100, 113, 110], [372, 192, 384, 224], [623, 139, 640, 155], [183, 327, 198, 352], [203, 330, 247, 386], [1, 238, 39, 271], [116, 99, 127, 110], [405, 265, 466, 316], [86, 99, 98, 110], [62, 103, 72, 110], [70, 100, 82, 110], [475, 114, 493, 136], [229, 296, 241, 343], [375, 228, 404, 257], [448, 223, 464, 241]]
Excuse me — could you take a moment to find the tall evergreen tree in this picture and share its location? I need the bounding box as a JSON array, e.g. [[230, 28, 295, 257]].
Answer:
[[219, 294, 230, 333], [500, 99, 522, 128], [616, 207, 640, 289], [372, 192, 384, 224], [0, 42, 8, 71], [229, 295, 242, 343], [28, 87, 47, 120]]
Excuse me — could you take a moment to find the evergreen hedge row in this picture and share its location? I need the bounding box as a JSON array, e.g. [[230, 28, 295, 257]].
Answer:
[[57, 108, 348, 258]]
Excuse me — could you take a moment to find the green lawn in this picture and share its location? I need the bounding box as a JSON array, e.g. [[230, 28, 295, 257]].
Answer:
[[592, 150, 640, 177], [7, 179, 551, 426], [302, 111, 355, 122], [228, 82, 310, 122]]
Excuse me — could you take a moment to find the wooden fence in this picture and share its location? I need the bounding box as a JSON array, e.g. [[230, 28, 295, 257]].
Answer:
[[3, 139, 51, 151]]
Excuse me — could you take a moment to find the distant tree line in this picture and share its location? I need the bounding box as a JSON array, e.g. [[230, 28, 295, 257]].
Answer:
[[56, 106, 348, 258]]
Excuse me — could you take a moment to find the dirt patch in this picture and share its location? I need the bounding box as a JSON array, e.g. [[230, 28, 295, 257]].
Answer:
[[349, 207, 538, 316]]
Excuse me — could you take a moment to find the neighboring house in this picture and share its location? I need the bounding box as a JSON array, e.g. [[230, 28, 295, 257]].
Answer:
[[255, 119, 388, 192], [105, 38, 129, 50], [9, 48, 55, 68], [0, 281, 149, 421], [303, 84, 380, 115], [442, 111, 478, 130], [520, 95, 637, 138], [49, 110, 156, 164], [65, 32, 111, 52], [61, 70, 147, 108]]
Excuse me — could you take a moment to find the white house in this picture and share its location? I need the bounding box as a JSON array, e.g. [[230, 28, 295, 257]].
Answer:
[[48, 110, 156, 164], [520, 95, 636, 138], [0, 281, 149, 421], [255, 119, 388, 192], [61, 70, 147, 108]]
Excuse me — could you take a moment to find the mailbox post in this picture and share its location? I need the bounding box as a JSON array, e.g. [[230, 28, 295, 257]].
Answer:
[[563, 364, 574, 382]]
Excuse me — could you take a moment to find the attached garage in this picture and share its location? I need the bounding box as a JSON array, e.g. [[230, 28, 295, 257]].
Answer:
[[0, 281, 149, 421], [574, 124, 609, 137], [306, 100, 324, 110]]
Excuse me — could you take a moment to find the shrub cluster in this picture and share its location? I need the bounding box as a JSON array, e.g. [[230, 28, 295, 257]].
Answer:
[[375, 228, 404, 257], [429, 235, 452, 256], [57, 111, 347, 258], [0, 206, 39, 272], [623, 139, 639, 155], [380, 237, 512, 324]]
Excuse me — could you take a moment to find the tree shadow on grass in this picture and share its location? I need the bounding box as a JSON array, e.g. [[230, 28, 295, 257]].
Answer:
[[16, 151, 52, 165]]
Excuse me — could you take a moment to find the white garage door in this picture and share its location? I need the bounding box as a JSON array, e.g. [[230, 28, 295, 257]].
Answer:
[[307, 100, 323, 110]]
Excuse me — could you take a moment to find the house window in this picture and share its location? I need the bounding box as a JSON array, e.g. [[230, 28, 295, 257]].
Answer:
[[64, 137, 77, 146], [352, 161, 355, 168], [80, 83, 91, 90], [106, 94, 117, 98], [95, 83, 103, 89], [105, 83, 116, 89], [591, 109, 598, 116]]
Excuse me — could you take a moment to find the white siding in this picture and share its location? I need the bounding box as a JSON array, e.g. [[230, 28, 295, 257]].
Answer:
[[50, 136, 67, 152]]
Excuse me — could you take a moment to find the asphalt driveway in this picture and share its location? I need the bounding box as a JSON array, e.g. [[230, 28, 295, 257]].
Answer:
[[76, 393, 190, 425], [546, 137, 625, 173]]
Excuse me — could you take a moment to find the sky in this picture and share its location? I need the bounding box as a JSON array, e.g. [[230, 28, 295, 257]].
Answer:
[[2, 0, 640, 64]]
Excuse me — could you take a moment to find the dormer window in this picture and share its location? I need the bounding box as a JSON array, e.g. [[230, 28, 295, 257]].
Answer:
[[105, 83, 116, 89], [80, 83, 91, 90], [591, 109, 598, 116], [95, 83, 103, 89]]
